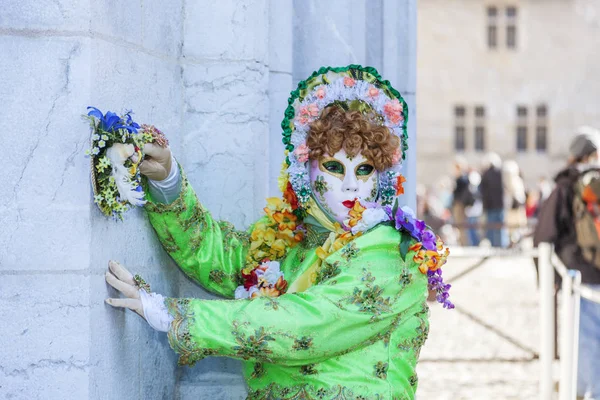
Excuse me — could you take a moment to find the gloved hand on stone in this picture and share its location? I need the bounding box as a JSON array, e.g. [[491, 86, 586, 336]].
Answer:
[[105, 260, 173, 332], [139, 143, 173, 181]]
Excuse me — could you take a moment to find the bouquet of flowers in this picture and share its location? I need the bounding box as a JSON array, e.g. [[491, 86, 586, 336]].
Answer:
[[84, 107, 168, 219]]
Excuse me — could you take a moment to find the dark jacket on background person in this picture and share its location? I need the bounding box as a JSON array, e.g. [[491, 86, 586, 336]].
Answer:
[[480, 166, 504, 210], [534, 166, 600, 284], [453, 174, 473, 206]]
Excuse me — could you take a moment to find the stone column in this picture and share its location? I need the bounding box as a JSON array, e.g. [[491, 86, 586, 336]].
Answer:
[[176, 1, 269, 398], [0, 1, 184, 399], [268, 0, 294, 196], [382, 0, 418, 210]]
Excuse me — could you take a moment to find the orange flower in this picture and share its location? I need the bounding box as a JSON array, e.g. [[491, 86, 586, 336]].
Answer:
[[396, 175, 406, 196], [425, 251, 440, 270], [283, 182, 299, 210], [408, 242, 422, 253], [413, 250, 426, 264], [273, 210, 297, 231], [251, 286, 281, 298], [275, 276, 288, 293]]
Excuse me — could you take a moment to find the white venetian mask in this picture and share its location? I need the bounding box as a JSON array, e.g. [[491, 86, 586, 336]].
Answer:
[[309, 149, 379, 226]]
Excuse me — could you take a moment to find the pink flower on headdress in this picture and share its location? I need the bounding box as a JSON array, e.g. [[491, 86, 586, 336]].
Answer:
[[343, 77, 356, 87], [383, 99, 404, 125], [295, 103, 320, 125], [307, 103, 319, 117], [315, 88, 326, 99], [294, 143, 310, 163], [367, 87, 380, 98], [391, 148, 402, 165]]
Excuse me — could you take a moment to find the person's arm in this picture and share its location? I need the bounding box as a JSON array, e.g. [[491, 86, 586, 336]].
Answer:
[[164, 226, 428, 366], [144, 165, 251, 299]]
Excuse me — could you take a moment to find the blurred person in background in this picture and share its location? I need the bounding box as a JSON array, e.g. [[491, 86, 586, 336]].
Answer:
[[525, 189, 540, 220], [480, 152, 507, 247], [503, 160, 527, 246], [534, 127, 600, 399], [538, 176, 554, 207], [452, 157, 474, 245], [465, 169, 482, 246]]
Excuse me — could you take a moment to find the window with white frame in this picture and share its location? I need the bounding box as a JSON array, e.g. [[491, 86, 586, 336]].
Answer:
[[516, 106, 528, 151]]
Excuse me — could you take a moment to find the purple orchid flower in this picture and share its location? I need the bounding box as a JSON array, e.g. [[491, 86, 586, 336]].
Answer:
[[421, 229, 437, 251], [427, 269, 454, 309]]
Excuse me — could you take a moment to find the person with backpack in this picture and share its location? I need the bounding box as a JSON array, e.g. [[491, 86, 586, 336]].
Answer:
[[534, 127, 600, 399]]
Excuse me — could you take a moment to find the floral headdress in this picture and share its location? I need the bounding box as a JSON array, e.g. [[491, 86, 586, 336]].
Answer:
[[280, 65, 408, 210]]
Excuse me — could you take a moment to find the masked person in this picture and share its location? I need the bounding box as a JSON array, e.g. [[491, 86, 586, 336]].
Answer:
[[535, 127, 600, 399], [105, 66, 452, 399]]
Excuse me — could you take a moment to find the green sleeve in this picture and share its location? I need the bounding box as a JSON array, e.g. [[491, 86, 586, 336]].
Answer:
[[144, 166, 251, 298], [164, 225, 428, 366]]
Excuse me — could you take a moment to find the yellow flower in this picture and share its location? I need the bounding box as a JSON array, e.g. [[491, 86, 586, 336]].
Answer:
[[273, 210, 297, 231], [271, 239, 287, 258], [346, 200, 367, 228], [277, 157, 290, 193], [264, 197, 287, 217]]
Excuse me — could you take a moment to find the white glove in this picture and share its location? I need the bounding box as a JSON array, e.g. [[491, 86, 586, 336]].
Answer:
[[105, 261, 172, 332], [139, 143, 172, 181]]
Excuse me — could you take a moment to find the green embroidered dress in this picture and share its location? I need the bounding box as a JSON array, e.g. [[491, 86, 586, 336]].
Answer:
[[145, 172, 429, 400]]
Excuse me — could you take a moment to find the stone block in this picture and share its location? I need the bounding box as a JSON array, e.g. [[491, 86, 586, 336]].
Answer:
[[89, 270, 179, 400], [0, 207, 91, 271], [0, 0, 90, 31], [0, 36, 90, 208], [180, 114, 268, 227], [178, 381, 247, 400], [183, 0, 268, 62], [183, 61, 268, 119], [90, 0, 143, 45], [0, 274, 90, 399], [0, 366, 88, 400], [268, 0, 293, 72], [292, 0, 364, 84], [141, 0, 184, 57]]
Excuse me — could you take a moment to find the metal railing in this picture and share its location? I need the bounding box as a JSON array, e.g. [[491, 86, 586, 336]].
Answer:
[[538, 242, 600, 400]]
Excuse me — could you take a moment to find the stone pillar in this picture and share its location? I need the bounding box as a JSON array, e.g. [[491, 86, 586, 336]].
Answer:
[[382, 0, 418, 210], [268, 0, 294, 196], [292, 0, 367, 85], [0, 1, 184, 399], [176, 1, 269, 398]]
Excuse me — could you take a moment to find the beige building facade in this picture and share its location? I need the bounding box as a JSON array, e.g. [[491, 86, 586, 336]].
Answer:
[[417, 0, 600, 187]]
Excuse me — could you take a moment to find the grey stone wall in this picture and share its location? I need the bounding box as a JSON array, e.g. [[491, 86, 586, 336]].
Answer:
[[0, 1, 416, 399]]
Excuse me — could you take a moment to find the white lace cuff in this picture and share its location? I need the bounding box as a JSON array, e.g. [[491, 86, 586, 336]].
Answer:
[[147, 155, 182, 204], [139, 290, 173, 332]]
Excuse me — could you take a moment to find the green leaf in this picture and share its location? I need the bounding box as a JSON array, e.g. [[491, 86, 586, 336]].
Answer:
[[392, 197, 399, 219], [399, 231, 411, 261]]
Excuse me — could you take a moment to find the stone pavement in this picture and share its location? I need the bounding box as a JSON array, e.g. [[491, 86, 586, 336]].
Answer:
[[416, 254, 542, 400]]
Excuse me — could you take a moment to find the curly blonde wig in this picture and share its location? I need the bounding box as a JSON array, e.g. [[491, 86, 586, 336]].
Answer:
[[306, 106, 400, 171]]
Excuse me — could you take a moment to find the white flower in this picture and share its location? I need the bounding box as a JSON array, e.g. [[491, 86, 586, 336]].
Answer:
[[92, 134, 100, 141], [98, 140, 106, 148], [248, 286, 259, 298], [92, 147, 100, 155], [262, 261, 283, 285], [351, 207, 389, 235], [101, 134, 109, 141], [234, 285, 250, 299]]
